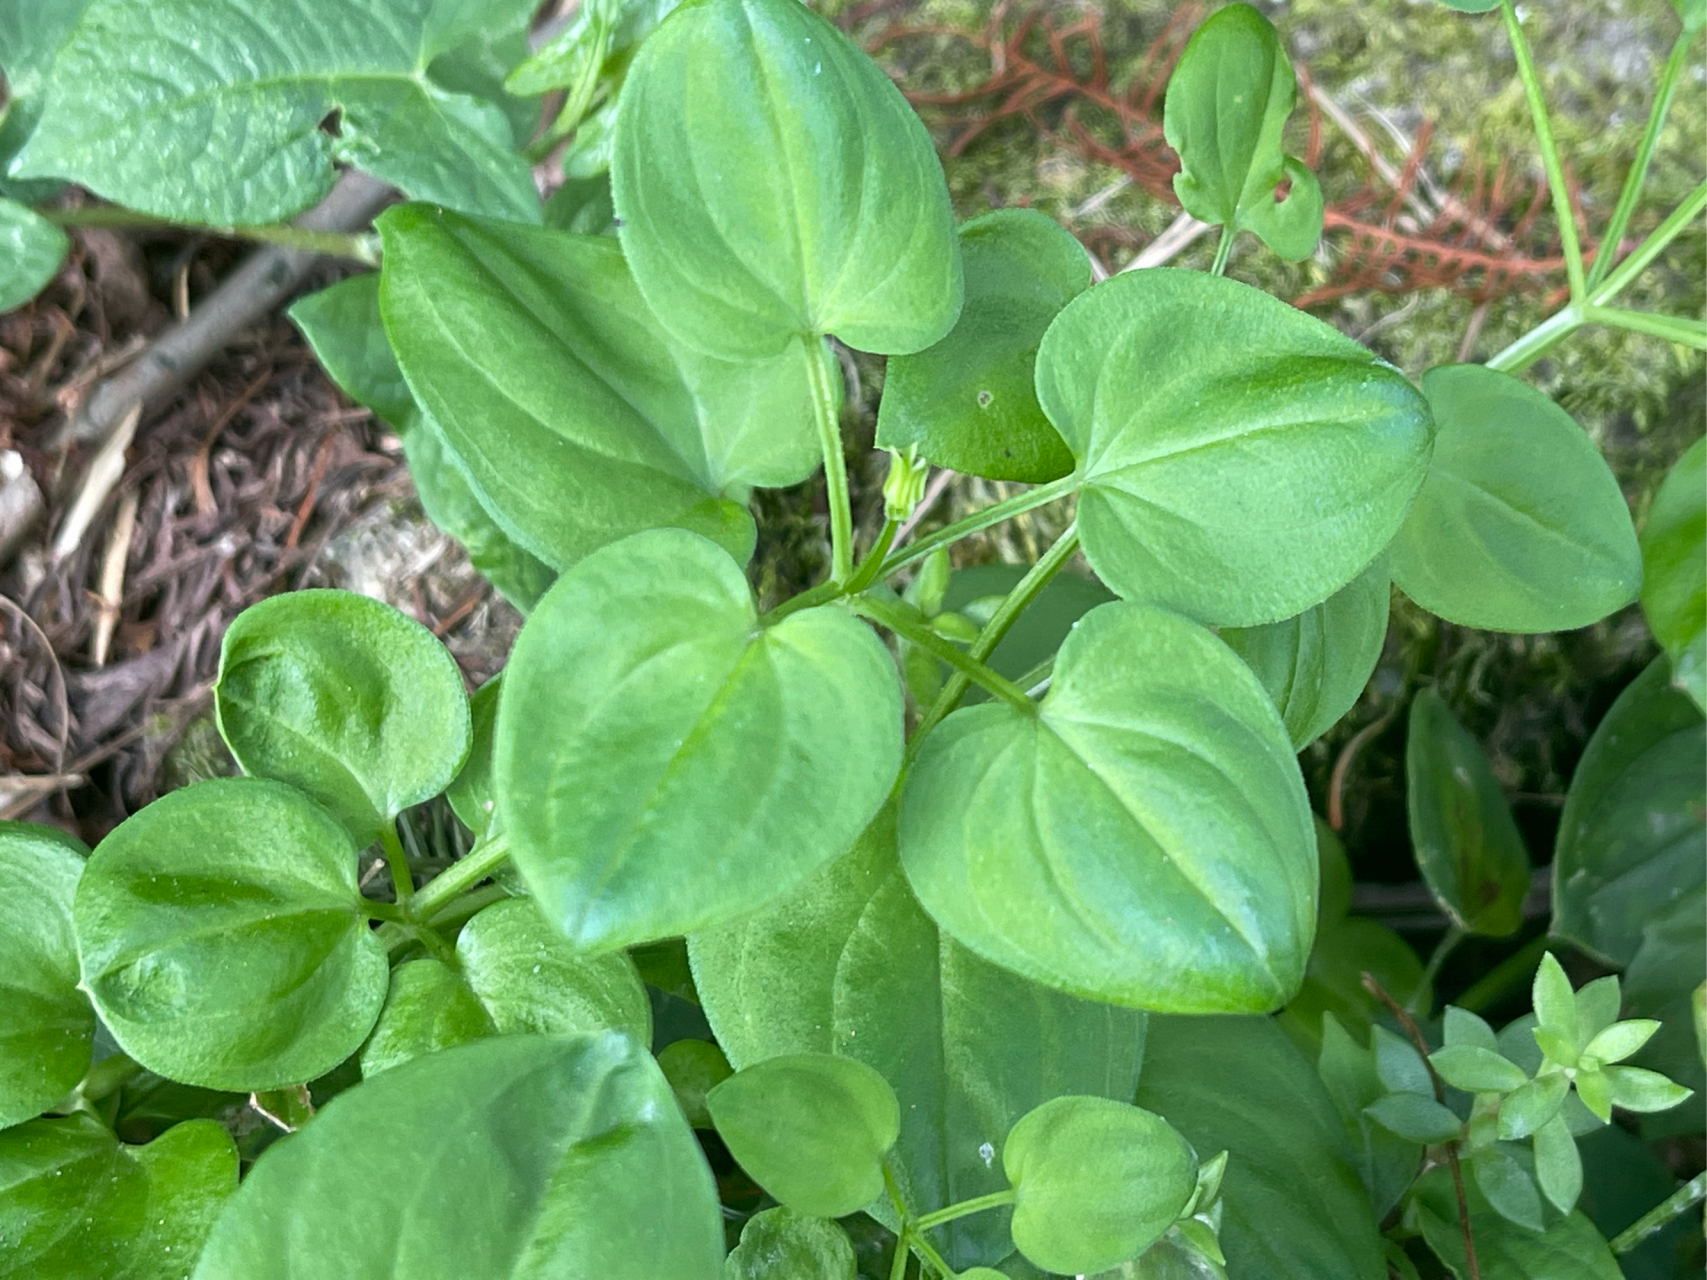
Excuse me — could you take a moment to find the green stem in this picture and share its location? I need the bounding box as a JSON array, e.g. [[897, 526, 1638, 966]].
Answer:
[[1413, 927, 1465, 1015], [1484, 303, 1585, 373], [379, 824, 415, 909], [845, 519, 900, 595], [1502, 0, 1586, 300], [904, 1229, 954, 1278], [1455, 934, 1550, 1014], [411, 831, 511, 920], [1610, 1173, 1706, 1254], [424, 882, 510, 930], [42, 205, 380, 263], [806, 336, 855, 584], [888, 1235, 911, 1280], [1585, 33, 1691, 291], [1210, 225, 1234, 276], [909, 523, 1080, 750], [912, 1188, 1018, 1232], [1588, 305, 1707, 349], [877, 474, 1079, 583], [1592, 178, 1707, 304], [851, 596, 1036, 714]]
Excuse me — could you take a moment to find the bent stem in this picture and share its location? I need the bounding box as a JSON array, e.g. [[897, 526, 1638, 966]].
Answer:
[[850, 596, 1035, 713], [1609, 1173, 1706, 1254], [410, 830, 511, 920], [912, 1188, 1018, 1232], [844, 519, 900, 595], [876, 473, 1079, 582], [1364, 973, 1481, 1280], [909, 522, 1080, 750], [806, 336, 855, 584], [1501, 0, 1585, 300], [378, 824, 414, 910]]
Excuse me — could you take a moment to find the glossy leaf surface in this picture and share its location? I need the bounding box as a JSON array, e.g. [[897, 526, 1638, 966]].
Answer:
[[1640, 436, 1705, 708], [215, 588, 470, 846], [378, 206, 823, 569], [1390, 364, 1641, 632], [1552, 658, 1705, 965], [445, 677, 500, 838], [690, 808, 1144, 1270], [725, 1207, 856, 1280], [1005, 1096, 1195, 1275], [707, 1053, 899, 1219], [0, 197, 66, 311], [14, 0, 540, 224], [496, 529, 902, 951], [1405, 688, 1531, 936], [192, 1033, 724, 1280], [74, 778, 387, 1091], [1221, 557, 1390, 748], [876, 209, 1086, 482], [359, 958, 495, 1078], [900, 602, 1316, 1012], [1138, 1016, 1385, 1280], [0, 0, 97, 196], [612, 0, 961, 358], [1036, 270, 1432, 625], [1164, 4, 1323, 260], [289, 275, 555, 611], [0, 824, 91, 1129]]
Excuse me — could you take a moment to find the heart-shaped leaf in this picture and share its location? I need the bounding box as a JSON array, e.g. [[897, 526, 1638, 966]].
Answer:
[[289, 275, 555, 612], [0, 197, 66, 311], [690, 807, 1145, 1270], [191, 1033, 724, 1280], [899, 601, 1316, 1012], [1640, 436, 1705, 709], [1552, 658, 1705, 965], [0, 1, 96, 199], [1035, 269, 1433, 626], [611, 0, 961, 359], [725, 1207, 857, 1280], [0, 823, 91, 1129], [215, 589, 471, 847], [1390, 364, 1641, 632], [378, 206, 824, 570], [73, 778, 388, 1091], [1221, 556, 1391, 748], [1163, 4, 1323, 261], [1138, 1016, 1386, 1280], [495, 528, 903, 952], [708, 1053, 900, 1219], [1004, 1096, 1196, 1276], [13, 0, 541, 224], [358, 958, 496, 1078], [0, 1114, 237, 1280], [1405, 688, 1531, 937], [876, 209, 1088, 483]]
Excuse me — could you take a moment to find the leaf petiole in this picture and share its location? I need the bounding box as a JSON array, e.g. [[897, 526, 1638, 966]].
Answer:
[[1501, 0, 1586, 300], [378, 824, 414, 910], [1209, 224, 1234, 277], [849, 595, 1035, 714], [875, 473, 1079, 582], [410, 830, 511, 920], [911, 1187, 1018, 1231], [42, 205, 381, 264], [806, 336, 856, 584], [1609, 1172, 1706, 1254]]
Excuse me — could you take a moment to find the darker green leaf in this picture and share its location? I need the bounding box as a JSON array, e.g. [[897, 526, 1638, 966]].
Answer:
[[0, 197, 66, 311], [725, 1207, 857, 1280], [1640, 436, 1705, 709]]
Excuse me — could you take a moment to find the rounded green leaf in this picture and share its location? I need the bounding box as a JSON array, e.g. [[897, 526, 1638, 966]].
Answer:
[[457, 897, 651, 1039], [900, 602, 1316, 1012], [1140, 1017, 1385, 1280], [1533, 1114, 1582, 1215], [1004, 1096, 1195, 1275], [725, 1207, 857, 1280], [1390, 364, 1642, 633], [192, 1033, 723, 1280], [495, 528, 902, 951], [1163, 4, 1322, 260], [0, 196, 67, 311], [1471, 1145, 1543, 1232], [876, 209, 1087, 483], [1364, 1093, 1464, 1144], [445, 676, 501, 838], [707, 1053, 900, 1219], [0, 1113, 237, 1280], [1427, 1045, 1528, 1094], [377, 206, 821, 570], [358, 959, 496, 1078], [690, 806, 1145, 1271], [1552, 657, 1705, 965], [1405, 689, 1531, 937], [1601, 1065, 1693, 1113], [657, 1039, 732, 1129], [1036, 269, 1433, 626], [1221, 556, 1390, 748], [12, 0, 540, 224], [1498, 1073, 1568, 1140], [611, 0, 962, 359], [215, 589, 471, 847], [0, 823, 92, 1129], [1639, 435, 1705, 709], [74, 778, 388, 1091]]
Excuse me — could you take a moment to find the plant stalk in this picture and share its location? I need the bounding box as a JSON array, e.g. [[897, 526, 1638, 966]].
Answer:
[[851, 596, 1035, 713], [410, 831, 511, 920], [1589, 305, 1707, 349], [1591, 178, 1707, 304], [912, 1188, 1018, 1231], [845, 519, 900, 595], [1501, 0, 1585, 301], [1585, 33, 1691, 292], [44, 205, 380, 264], [378, 824, 415, 909], [1210, 225, 1235, 276], [876, 474, 1079, 582], [1609, 1173, 1706, 1254], [806, 336, 855, 584]]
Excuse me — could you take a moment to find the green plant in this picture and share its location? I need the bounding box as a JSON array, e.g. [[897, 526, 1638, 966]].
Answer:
[[0, 0, 1702, 1277]]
